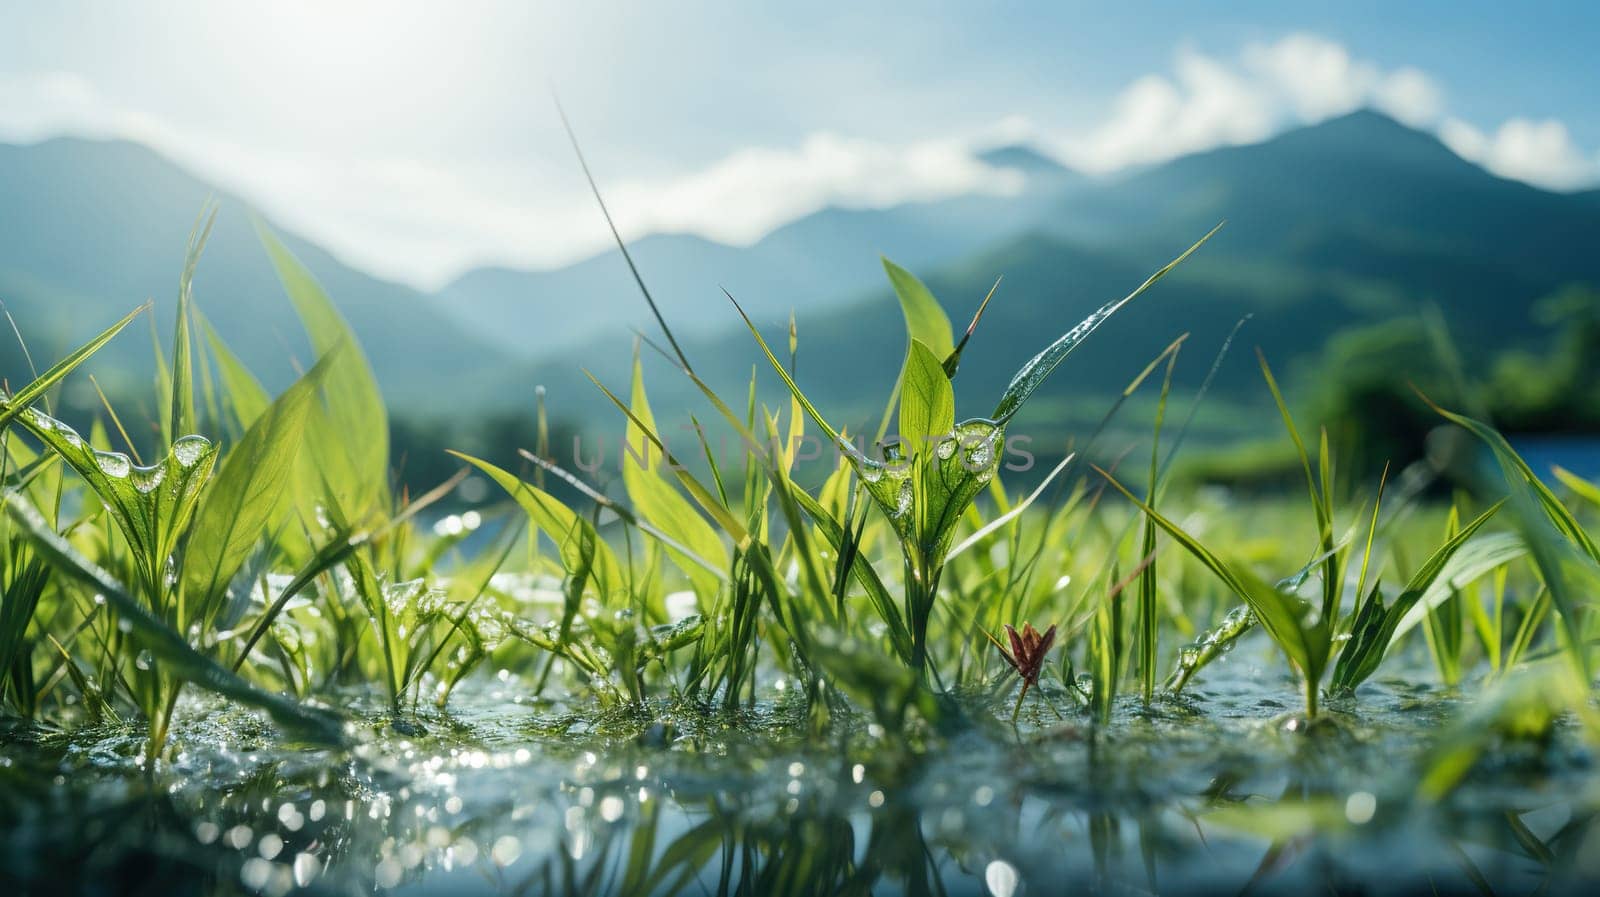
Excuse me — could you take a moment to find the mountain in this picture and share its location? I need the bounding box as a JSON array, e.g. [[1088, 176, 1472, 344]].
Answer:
[[429, 151, 1081, 355], [513, 111, 1600, 448], [0, 137, 509, 414], [7, 112, 1598, 461], [977, 144, 1078, 184]]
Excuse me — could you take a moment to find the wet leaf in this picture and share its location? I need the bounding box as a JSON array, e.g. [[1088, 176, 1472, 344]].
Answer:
[[992, 224, 1219, 423], [14, 406, 216, 593], [2, 493, 344, 743], [0, 303, 147, 431]]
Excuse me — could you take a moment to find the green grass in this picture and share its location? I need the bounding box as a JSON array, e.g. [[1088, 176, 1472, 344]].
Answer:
[[0, 214, 1596, 825]]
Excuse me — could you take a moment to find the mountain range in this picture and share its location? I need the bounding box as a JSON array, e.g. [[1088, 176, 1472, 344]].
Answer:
[[432, 144, 1079, 356], [2, 110, 1598, 455]]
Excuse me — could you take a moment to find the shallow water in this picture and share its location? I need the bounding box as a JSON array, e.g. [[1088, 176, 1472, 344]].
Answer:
[[3, 641, 1597, 897]]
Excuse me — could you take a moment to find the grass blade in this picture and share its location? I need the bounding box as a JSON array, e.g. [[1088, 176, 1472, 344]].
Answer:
[[4, 492, 343, 743], [0, 304, 148, 430], [991, 223, 1220, 423]]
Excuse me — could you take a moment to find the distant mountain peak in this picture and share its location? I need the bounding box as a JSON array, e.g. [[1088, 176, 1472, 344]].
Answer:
[[1265, 107, 1472, 170], [977, 144, 1076, 181]]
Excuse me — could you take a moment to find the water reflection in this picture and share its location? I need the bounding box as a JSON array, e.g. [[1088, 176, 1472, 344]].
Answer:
[[2, 684, 1598, 896]]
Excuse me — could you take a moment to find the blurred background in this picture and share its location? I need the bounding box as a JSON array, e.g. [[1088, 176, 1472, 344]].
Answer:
[[2, 0, 1597, 497]]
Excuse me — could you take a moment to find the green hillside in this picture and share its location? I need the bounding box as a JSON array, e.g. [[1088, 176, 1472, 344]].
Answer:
[[512, 111, 1600, 470]]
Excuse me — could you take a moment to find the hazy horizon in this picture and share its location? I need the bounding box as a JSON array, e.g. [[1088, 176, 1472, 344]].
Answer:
[[3, 1, 1596, 290]]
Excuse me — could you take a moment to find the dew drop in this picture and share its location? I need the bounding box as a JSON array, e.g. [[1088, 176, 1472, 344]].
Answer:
[[966, 435, 997, 470], [936, 438, 957, 460], [894, 479, 913, 518], [95, 452, 131, 478], [131, 464, 166, 494], [172, 434, 211, 468], [135, 649, 154, 671]]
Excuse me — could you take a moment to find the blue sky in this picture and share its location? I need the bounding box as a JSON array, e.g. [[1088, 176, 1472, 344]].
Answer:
[[1, 1, 1595, 286]]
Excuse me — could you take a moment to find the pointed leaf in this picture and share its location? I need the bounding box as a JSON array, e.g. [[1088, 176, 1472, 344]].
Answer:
[[624, 355, 728, 599], [0, 303, 147, 430], [1329, 501, 1506, 692], [898, 339, 955, 451], [883, 258, 955, 359], [258, 226, 389, 519], [992, 224, 1219, 423], [184, 351, 332, 630], [13, 406, 217, 586], [451, 452, 625, 600]]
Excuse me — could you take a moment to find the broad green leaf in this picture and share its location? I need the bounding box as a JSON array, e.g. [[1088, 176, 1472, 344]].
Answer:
[[3, 492, 343, 743], [13, 405, 217, 596], [882, 258, 955, 360], [0, 303, 147, 431], [863, 419, 1002, 567], [582, 370, 750, 547], [201, 315, 271, 433], [258, 226, 389, 520], [898, 339, 955, 451], [184, 350, 333, 631], [992, 224, 1220, 423], [624, 355, 727, 600]]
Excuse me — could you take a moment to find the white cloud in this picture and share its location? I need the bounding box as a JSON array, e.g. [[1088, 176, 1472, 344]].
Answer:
[[1054, 33, 1449, 173], [1046, 32, 1598, 192], [1439, 116, 1599, 189], [611, 133, 1022, 245], [0, 70, 1024, 287]]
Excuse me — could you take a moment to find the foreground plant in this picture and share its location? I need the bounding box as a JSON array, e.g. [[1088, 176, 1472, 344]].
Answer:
[[1107, 356, 1515, 719], [737, 228, 1221, 684], [985, 622, 1058, 722]]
